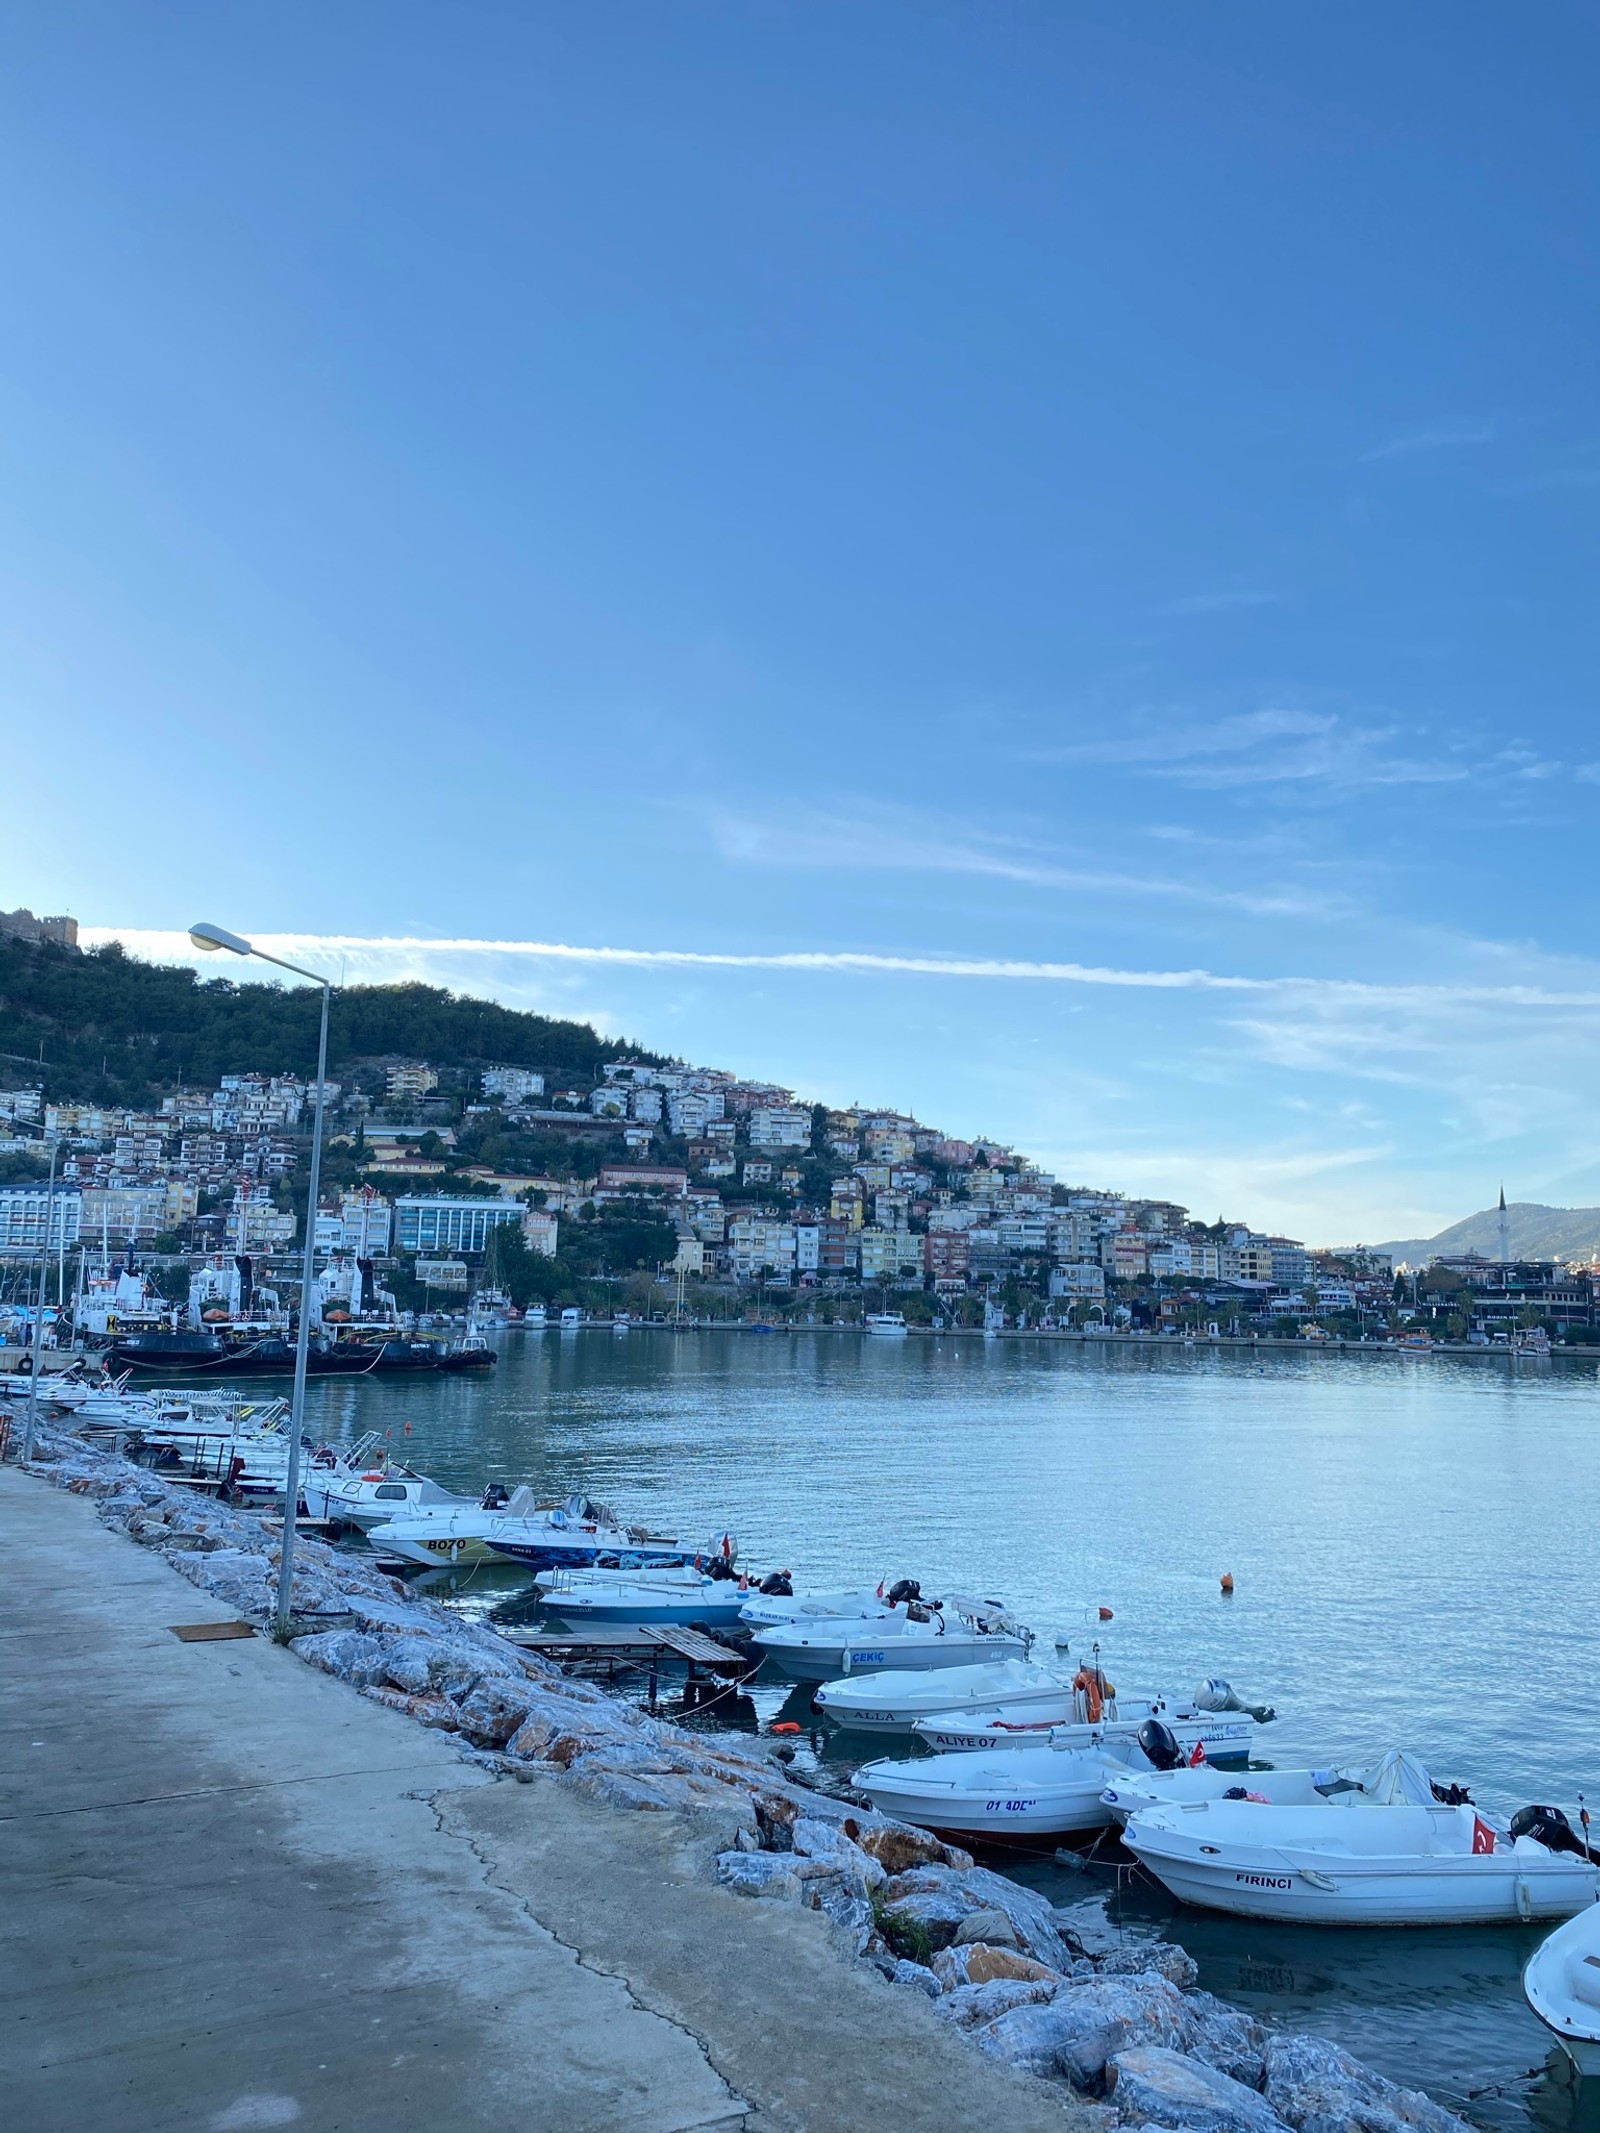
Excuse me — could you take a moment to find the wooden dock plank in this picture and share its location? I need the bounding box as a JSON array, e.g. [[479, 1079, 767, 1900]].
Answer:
[[501, 1624, 746, 1671]]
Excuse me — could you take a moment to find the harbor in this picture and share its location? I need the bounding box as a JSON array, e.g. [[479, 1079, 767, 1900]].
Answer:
[[9, 1329, 1600, 2129]]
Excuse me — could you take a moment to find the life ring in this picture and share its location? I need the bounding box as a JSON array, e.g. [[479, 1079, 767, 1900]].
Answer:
[[1072, 1666, 1113, 1724]]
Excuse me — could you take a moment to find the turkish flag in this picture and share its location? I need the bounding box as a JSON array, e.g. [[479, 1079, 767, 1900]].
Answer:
[[1472, 1816, 1498, 1854], [1189, 1740, 1208, 1767]]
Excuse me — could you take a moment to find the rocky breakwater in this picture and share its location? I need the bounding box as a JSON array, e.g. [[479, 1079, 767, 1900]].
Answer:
[[719, 1807, 1481, 2133], [21, 1420, 1484, 2133]]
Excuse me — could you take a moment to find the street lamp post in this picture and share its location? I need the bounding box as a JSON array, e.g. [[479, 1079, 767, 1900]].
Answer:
[[190, 922, 332, 1638], [19, 1135, 61, 1463]]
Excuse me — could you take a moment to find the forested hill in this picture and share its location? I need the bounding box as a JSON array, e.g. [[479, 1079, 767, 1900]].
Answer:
[[0, 936, 653, 1105]]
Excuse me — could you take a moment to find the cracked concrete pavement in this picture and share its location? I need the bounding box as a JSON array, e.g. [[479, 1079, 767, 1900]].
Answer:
[[2, 1467, 1087, 2132]]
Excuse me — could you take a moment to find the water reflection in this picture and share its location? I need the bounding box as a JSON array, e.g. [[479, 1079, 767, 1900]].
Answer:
[[300, 1327, 1600, 2123]]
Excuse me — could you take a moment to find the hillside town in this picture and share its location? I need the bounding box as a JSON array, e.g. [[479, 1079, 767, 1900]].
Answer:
[[0, 924, 1593, 1345]]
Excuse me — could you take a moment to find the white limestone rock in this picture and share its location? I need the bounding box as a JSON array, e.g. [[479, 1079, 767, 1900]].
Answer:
[[892, 1959, 942, 1998], [1261, 2034, 1474, 2133], [972, 1973, 1193, 2088], [1110, 2046, 1293, 2133], [716, 1851, 803, 1900], [935, 1978, 1063, 2030]]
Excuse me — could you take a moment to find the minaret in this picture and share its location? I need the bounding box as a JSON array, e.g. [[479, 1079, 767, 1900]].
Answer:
[[1497, 1184, 1510, 1265]]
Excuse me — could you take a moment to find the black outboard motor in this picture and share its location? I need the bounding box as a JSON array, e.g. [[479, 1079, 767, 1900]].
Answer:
[[1137, 1718, 1184, 1771], [705, 1555, 738, 1582], [886, 1578, 922, 1606], [758, 1570, 793, 1597], [1510, 1804, 1591, 1859]]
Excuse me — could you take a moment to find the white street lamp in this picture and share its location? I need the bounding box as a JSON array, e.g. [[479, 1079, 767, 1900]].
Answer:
[[190, 922, 332, 1638]]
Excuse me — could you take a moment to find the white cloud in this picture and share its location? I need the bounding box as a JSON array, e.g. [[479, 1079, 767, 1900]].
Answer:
[[1158, 591, 1281, 616], [706, 804, 1340, 918], [1358, 426, 1496, 463]]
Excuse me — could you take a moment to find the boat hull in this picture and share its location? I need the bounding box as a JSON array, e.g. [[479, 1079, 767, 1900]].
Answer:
[[755, 1631, 1030, 1682], [856, 1748, 1132, 1846], [916, 1709, 1256, 1760], [1523, 1902, 1600, 2073], [1124, 1821, 1600, 1926]]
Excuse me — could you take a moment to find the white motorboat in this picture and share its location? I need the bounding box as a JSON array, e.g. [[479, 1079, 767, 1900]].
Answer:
[[1122, 1798, 1600, 1924], [300, 1437, 482, 1530], [1524, 1901, 1600, 2075], [815, 1657, 1074, 1734], [368, 1488, 706, 1571], [536, 1566, 751, 1628], [914, 1692, 1258, 1762], [736, 1586, 895, 1632], [864, 1312, 908, 1335], [524, 1306, 548, 1329], [1102, 1748, 1446, 1827], [855, 1740, 1144, 1847], [752, 1595, 1030, 1681]]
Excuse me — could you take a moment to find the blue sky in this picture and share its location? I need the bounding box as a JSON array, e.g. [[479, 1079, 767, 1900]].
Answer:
[[4, 3, 1597, 1242]]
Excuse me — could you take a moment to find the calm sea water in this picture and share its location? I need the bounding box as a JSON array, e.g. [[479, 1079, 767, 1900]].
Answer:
[[301, 1330, 1600, 2127]]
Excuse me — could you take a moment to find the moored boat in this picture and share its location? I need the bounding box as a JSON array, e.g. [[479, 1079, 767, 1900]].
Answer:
[[914, 1694, 1258, 1762], [368, 1488, 705, 1571], [751, 1595, 1029, 1681], [1122, 1797, 1600, 1924], [536, 1565, 751, 1628], [815, 1656, 1072, 1734], [1101, 1748, 1449, 1826], [1524, 1901, 1600, 2075], [855, 1740, 1144, 1847]]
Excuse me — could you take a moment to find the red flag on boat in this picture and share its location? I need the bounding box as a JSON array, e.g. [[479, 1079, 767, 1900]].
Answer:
[[876, 1579, 885, 1598], [1189, 1740, 1208, 1767], [1472, 1816, 1497, 1854]]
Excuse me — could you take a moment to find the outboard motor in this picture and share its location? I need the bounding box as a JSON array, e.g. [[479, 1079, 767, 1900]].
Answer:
[[886, 1578, 922, 1606], [1193, 1677, 1277, 1725], [1510, 1805, 1592, 1859], [705, 1555, 738, 1582], [758, 1570, 793, 1597], [481, 1483, 510, 1510], [1137, 1718, 1184, 1771]]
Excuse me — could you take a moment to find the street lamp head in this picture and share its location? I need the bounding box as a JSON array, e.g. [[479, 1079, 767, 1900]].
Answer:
[[189, 921, 253, 957]]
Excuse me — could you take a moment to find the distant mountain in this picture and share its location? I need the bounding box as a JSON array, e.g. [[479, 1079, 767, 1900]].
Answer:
[[1368, 1203, 1600, 1267]]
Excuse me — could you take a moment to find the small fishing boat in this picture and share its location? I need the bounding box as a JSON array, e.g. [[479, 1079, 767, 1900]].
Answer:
[[437, 1330, 498, 1371], [915, 1692, 1259, 1762], [736, 1586, 896, 1632], [536, 1565, 751, 1628], [815, 1657, 1075, 1734], [751, 1595, 1030, 1681], [1524, 1901, 1600, 2074], [369, 1488, 709, 1571], [1122, 1798, 1600, 1924], [1102, 1748, 1448, 1827], [855, 1740, 1145, 1847]]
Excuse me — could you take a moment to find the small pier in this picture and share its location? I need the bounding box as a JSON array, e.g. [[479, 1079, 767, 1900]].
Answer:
[[500, 1621, 750, 1708]]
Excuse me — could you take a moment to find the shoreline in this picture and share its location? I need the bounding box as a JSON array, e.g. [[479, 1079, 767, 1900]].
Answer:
[[4, 1416, 1497, 2132]]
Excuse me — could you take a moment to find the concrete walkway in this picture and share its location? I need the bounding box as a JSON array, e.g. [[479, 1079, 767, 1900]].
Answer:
[[2, 1468, 1085, 2133]]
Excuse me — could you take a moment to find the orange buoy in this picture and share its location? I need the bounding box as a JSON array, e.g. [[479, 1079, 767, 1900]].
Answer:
[[1098, 1606, 1114, 1621], [1220, 1573, 1235, 1595], [770, 1720, 802, 1735]]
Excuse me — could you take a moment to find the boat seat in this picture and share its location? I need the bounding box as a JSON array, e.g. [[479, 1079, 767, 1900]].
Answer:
[[1569, 1954, 1600, 2013]]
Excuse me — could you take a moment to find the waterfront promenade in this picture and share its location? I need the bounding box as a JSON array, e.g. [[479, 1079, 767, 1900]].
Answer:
[[0, 1467, 1084, 2133]]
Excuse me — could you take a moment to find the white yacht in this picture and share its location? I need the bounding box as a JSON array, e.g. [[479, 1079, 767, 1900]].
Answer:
[[368, 1488, 703, 1571]]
